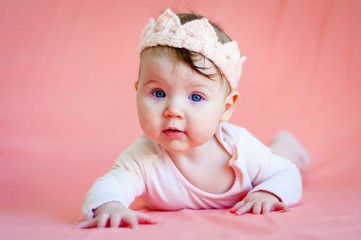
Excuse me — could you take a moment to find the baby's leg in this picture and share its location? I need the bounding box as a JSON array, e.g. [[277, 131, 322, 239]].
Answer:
[[269, 131, 310, 171]]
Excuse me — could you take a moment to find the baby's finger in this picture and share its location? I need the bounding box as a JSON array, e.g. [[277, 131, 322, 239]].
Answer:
[[77, 218, 98, 229], [235, 202, 254, 215], [252, 201, 262, 214], [98, 213, 110, 228], [271, 202, 290, 212], [110, 214, 122, 228], [230, 200, 245, 213], [261, 201, 273, 214]]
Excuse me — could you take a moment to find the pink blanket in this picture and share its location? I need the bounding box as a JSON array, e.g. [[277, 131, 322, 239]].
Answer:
[[1, 0, 361, 239]]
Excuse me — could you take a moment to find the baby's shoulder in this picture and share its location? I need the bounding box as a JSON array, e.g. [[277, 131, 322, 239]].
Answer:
[[220, 122, 256, 142], [117, 135, 163, 163], [220, 122, 268, 154]]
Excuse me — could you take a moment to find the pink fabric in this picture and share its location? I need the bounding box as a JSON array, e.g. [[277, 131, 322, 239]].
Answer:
[[1, 0, 361, 239]]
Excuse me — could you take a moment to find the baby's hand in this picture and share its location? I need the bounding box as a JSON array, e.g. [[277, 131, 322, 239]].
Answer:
[[230, 191, 289, 215], [77, 201, 157, 229]]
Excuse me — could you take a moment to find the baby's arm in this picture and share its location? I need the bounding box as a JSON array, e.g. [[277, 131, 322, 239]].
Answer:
[[231, 157, 301, 215], [230, 130, 302, 215], [80, 150, 152, 228], [77, 201, 157, 229], [230, 161, 300, 215]]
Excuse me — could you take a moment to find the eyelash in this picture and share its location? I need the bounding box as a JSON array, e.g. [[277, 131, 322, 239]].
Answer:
[[150, 89, 205, 102], [151, 89, 166, 98], [189, 93, 204, 102]]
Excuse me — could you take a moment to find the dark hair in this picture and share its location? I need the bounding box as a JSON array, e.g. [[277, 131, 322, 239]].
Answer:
[[141, 12, 232, 82], [177, 13, 232, 43]]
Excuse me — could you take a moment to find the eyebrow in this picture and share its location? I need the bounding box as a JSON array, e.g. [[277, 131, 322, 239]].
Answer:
[[141, 79, 166, 87], [140, 74, 219, 95]]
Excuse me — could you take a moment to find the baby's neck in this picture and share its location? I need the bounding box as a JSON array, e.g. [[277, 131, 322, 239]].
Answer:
[[167, 136, 229, 166], [166, 135, 235, 194]]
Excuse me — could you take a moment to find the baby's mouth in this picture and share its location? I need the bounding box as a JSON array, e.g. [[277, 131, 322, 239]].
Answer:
[[163, 128, 185, 139]]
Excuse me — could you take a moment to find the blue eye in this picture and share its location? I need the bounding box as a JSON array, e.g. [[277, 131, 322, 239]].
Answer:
[[189, 93, 203, 102], [152, 90, 166, 98]]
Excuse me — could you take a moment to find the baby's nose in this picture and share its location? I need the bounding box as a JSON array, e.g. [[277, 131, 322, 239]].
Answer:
[[164, 100, 185, 119]]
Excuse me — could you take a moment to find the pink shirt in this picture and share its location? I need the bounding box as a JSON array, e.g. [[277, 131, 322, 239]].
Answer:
[[82, 122, 302, 217]]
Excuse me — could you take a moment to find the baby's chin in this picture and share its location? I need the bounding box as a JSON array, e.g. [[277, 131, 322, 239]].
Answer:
[[161, 141, 191, 153]]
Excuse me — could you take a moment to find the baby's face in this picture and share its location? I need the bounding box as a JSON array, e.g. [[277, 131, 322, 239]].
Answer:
[[135, 50, 234, 153]]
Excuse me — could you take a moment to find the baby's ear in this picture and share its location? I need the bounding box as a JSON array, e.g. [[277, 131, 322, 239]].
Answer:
[[134, 81, 139, 90], [221, 90, 239, 122]]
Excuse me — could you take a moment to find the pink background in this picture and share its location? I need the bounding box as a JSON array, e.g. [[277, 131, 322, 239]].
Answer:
[[1, 0, 361, 239]]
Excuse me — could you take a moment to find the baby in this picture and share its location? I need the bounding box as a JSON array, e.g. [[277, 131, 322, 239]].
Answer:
[[77, 9, 310, 229]]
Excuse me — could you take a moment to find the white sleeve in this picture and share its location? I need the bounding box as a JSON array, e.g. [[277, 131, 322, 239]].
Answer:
[[240, 132, 302, 206], [81, 151, 146, 218]]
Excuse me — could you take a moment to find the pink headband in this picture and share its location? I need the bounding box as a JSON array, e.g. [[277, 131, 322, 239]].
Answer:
[[138, 9, 246, 89]]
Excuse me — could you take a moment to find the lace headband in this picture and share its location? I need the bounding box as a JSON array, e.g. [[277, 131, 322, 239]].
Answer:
[[138, 9, 246, 89]]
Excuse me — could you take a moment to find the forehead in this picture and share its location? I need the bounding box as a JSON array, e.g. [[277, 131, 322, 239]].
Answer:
[[140, 47, 182, 70], [140, 47, 223, 82], [139, 52, 208, 85]]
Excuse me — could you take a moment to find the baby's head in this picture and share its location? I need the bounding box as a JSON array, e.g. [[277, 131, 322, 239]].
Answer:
[[138, 9, 246, 92], [135, 9, 246, 152]]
